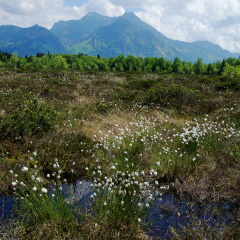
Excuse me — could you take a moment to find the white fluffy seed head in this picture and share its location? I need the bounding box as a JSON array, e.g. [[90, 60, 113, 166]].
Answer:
[[11, 182, 17, 186], [41, 188, 48, 193], [21, 166, 28, 172]]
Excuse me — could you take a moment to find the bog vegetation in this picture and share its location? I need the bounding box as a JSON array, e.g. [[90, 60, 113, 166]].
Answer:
[[0, 52, 239, 239]]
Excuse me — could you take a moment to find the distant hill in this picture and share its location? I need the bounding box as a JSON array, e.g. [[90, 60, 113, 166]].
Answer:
[[0, 12, 239, 62], [64, 18, 176, 58], [51, 12, 113, 47], [0, 25, 64, 56], [52, 12, 239, 63]]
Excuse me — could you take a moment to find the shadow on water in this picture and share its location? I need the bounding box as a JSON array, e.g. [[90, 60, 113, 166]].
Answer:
[[0, 180, 238, 239], [144, 194, 236, 238]]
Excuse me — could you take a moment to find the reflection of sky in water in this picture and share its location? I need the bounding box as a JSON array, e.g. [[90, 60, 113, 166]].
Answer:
[[62, 179, 93, 205], [0, 181, 236, 238], [146, 195, 234, 238], [0, 195, 15, 220]]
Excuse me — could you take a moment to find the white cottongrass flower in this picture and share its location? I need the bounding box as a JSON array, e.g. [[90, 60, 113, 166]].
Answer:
[[53, 163, 59, 168], [36, 177, 41, 182], [11, 182, 17, 186], [138, 218, 141, 223], [9, 170, 13, 174], [22, 166, 28, 172], [32, 186, 37, 191], [41, 188, 48, 193]]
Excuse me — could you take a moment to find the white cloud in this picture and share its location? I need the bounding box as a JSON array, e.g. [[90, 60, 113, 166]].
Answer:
[[73, 0, 124, 18], [0, 0, 124, 28], [131, 0, 240, 52], [0, 0, 240, 52], [0, 0, 73, 27]]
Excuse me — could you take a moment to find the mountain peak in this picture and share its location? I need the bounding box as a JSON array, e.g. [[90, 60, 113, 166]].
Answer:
[[122, 12, 136, 17], [121, 12, 138, 20], [85, 12, 103, 17]]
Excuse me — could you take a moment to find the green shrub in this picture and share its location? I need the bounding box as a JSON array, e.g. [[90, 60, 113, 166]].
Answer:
[[96, 101, 114, 114], [117, 90, 138, 101], [126, 78, 158, 90], [140, 85, 168, 106], [215, 78, 240, 91], [140, 84, 201, 108], [0, 97, 58, 140]]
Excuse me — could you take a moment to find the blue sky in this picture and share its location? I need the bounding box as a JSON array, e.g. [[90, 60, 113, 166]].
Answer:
[[0, 0, 240, 53], [64, 0, 88, 7]]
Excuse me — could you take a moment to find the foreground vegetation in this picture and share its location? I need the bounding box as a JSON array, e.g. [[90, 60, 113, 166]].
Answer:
[[0, 64, 239, 239]]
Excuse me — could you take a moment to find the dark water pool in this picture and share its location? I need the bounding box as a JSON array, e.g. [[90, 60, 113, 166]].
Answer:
[[0, 195, 15, 220], [145, 194, 235, 238], [0, 180, 237, 239]]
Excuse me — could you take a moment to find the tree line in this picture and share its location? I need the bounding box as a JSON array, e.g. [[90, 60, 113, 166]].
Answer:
[[1, 51, 240, 76]]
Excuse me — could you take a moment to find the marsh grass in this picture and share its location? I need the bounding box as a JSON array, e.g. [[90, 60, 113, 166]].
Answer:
[[0, 68, 239, 239], [2, 158, 86, 239]]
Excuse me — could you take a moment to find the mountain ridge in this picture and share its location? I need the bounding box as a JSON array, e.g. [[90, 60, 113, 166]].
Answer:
[[0, 24, 64, 56], [51, 12, 239, 63], [0, 12, 239, 62]]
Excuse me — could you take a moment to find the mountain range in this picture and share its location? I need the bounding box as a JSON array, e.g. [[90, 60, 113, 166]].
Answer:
[[0, 12, 239, 63], [0, 24, 64, 56]]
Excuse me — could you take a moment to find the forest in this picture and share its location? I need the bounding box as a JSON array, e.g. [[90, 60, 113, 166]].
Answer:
[[1, 51, 240, 76]]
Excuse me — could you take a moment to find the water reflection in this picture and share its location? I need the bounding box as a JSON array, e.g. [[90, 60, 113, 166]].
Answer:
[[62, 179, 92, 205], [0, 195, 15, 220], [0, 180, 237, 239]]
